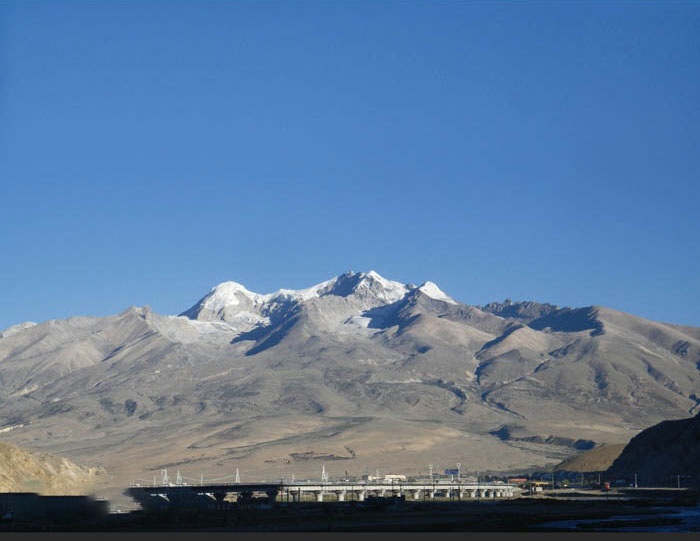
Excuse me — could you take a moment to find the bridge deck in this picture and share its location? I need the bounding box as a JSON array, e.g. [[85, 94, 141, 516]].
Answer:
[[128, 482, 516, 493]]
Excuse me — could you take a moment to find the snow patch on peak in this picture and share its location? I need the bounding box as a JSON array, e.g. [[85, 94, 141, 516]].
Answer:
[[271, 276, 339, 302], [354, 270, 409, 303], [210, 280, 255, 296], [204, 281, 264, 310], [189, 271, 447, 322], [418, 281, 456, 304]]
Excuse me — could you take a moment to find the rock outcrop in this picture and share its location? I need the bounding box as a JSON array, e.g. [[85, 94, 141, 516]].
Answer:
[[0, 440, 102, 494]]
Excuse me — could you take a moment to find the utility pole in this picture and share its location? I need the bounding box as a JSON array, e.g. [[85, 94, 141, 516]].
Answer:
[[200, 474, 203, 487], [456, 462, 461, 481], [677, 475, 681, 489], [235, 468, 240, 484], [429, 464, 433, 481], [634, 473, 638, 489]]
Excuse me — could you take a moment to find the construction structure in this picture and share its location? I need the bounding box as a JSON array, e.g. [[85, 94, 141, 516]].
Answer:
[[126, 477, 519, 511]]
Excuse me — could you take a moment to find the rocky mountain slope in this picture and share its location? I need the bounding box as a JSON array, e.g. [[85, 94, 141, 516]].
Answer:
[[0, 270, 698, 502], [0, 440, 102, 494], [607, 413, 700, 485]]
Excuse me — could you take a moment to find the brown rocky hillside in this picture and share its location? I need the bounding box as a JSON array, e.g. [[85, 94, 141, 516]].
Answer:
[[0, 440, 102, 495], [553, 443, 627, 472]]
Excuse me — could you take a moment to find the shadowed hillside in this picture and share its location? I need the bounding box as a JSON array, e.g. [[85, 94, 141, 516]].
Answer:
[[607, 413, 700, 485]]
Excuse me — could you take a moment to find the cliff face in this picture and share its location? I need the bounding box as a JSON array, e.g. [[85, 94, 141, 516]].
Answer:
[[0, 441, 102, 495], [607, 413, 700, 485]]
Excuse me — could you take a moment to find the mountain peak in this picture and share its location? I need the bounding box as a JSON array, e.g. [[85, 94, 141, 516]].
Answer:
[[351, 270, 409, 303], [0, 321, 37, 339], [182, 271, 455, 326], [480, 299, 560, 320], [417, 281, 456, 304], [206, 281, 263, 309]]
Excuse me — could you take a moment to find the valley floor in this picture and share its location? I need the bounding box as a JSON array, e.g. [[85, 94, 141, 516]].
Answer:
[[2, 491, 699, 532]]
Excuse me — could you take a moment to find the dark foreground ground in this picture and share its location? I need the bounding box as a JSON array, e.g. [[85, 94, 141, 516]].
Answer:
[[2, 491, 699, 532]]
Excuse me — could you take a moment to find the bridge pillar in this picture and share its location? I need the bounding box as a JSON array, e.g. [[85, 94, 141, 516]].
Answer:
[[314, 491, 324, 502], [429, 490, 436, 500], [238, 490, 254, 507], [479, 489, 487, 498], [412, 490, 421, 500], [213, 491, 227, 510], [335, 491, 346, 502], [357, 490, 366, 501], [266, 490, 279, 503]]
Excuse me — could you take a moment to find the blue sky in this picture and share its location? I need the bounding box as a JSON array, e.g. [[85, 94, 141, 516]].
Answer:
[[1, 1, 699, 329]]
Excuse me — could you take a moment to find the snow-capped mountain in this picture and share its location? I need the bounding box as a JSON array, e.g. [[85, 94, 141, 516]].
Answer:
[[180, 270, 454, 335], [0, 270, 698, 505], [183, 271, 443, 317]]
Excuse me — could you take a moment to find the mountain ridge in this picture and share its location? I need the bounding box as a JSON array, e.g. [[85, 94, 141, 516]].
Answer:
[[0, 270, 698, 504]]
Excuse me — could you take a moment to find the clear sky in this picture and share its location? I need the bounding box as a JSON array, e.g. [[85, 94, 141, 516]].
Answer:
[[1, 1, 699, 330]]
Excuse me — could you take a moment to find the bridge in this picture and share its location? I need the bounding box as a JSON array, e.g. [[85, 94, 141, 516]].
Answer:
[[126, 481, 519, 510]]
